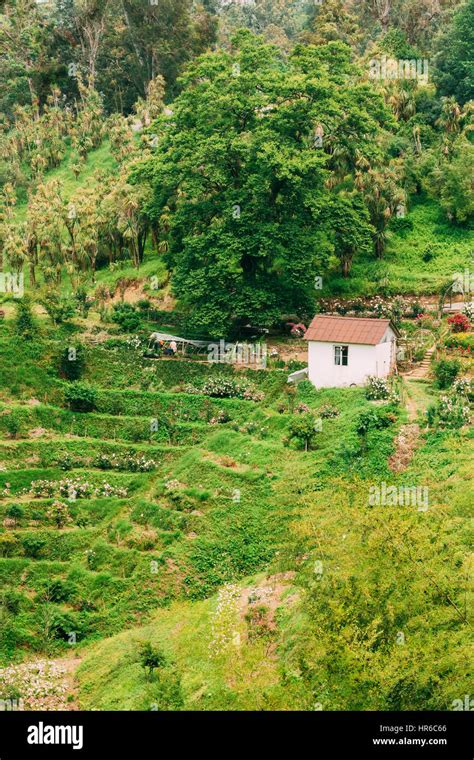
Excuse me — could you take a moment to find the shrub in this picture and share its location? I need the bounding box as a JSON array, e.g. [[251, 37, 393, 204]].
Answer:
[[433, 358, 461, 389], [139, 642, 167, 678], [29, 480, 55, 498], [245, 605, 275, 642], [14, 297, 36, 339], [186, 377, 263, 402], [39, 578, 77, 604], [21, 536, 46, 558], [5, 411, 21, 439], [288, 412, 321, 451], [447, 313, 471, 333], [50, 611, 86, 642], [1, 590, 23, 614], [421, 242, 442, 262], [390, 216, 413, 234], [444, 332, 474, 355], [46, 501, 72, 529], [410, 301, 425, 318], [287, 359, 307, 371], [55, 452, 77, 471], [41, 292, 76, 325], [318, 403, 340, 419], [463, 303, 474, 321], [74, 286, 94, 317], [209, 409, 231, 425], [93, 452, 156, 472], [452, 378, 473, 400], [5, 504, 23, 527], [111, 303, 143, 332], [356, 408, 396, 437], [365, 376, 390, 400], [0, 534, 20, 557], [427, 395, 471, 429], [64, 382, 97, 412], [144, 668, 184, 711], [28, 477, 127, 499]]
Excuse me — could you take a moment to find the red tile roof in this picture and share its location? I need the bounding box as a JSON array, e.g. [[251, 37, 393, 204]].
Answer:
[[304, 315, 398, 345]]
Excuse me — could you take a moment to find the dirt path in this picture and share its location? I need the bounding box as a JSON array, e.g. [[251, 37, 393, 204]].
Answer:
[[389, 423, 420, 472], [54, 655, 83, 710], [389, 373, 433, 471]]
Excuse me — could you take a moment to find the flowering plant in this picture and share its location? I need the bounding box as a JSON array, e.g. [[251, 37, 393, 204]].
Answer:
[[448, 313, 471, 333], [365, 376, 390, 400]]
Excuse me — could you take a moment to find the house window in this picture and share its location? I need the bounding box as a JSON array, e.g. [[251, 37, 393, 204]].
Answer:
[[334, 345, 348, 366]]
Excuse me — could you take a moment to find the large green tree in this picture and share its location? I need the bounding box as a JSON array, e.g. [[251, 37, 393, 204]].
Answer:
[[139, 33, 390, 336], [433, 0, 474, 105]]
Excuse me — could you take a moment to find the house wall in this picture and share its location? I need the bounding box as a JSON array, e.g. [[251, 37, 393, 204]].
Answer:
[[307, 327, 397, 388]]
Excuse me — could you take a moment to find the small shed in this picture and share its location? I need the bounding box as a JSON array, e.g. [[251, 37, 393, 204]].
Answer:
[[304, 315, 399, 389]]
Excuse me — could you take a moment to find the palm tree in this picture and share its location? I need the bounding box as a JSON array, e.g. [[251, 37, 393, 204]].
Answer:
[[356, 166, 405, 258]]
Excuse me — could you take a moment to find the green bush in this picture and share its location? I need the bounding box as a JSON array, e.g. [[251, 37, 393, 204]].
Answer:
[[14, 297, 37, 340], [0, 534, 20, 557], [4, 411, 22, 439], [143, 669, 184, 711], [356, 408, 397, 436], [365, 376, 390, 400], [111, 303, 143, 332], [186, 377, 264, 402], [433, 358, 461, 389], [41, 292, 76, 325], [426, 394, 471, 429], [64, 382, 97, 412], [288, 412, 321, 451], [139, 642, 167, 678], [21, 535, 47, 558], [6, 504, 23, 526]]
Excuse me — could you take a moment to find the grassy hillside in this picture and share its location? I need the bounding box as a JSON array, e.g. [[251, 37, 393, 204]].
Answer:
[[0, 315, 472, 710], [14, 142, 117, 222], [324, 195, 473, 297]]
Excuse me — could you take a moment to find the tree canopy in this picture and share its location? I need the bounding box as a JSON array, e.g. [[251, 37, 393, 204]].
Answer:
[[139, 33, 392, 335]]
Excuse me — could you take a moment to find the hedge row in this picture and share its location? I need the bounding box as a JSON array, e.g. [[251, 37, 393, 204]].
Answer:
[[0, 405, 211, 445], [0, 439, 173, 468], [93, 389, 258, 420]]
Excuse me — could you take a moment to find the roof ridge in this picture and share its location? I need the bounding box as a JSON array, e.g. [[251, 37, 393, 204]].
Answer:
[[313, 315, 390, 321]]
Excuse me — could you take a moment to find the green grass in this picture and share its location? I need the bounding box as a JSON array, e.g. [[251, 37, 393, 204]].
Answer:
[[324, 195, 473, 297], [76, 576, 304, 711], [0, 317, 471, 710]]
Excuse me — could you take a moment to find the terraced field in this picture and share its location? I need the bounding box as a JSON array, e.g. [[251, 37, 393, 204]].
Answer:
[[0, 326, 472, 710]]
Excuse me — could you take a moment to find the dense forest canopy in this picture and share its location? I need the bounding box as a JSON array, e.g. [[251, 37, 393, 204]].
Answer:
[[0, 0, 472, 335]]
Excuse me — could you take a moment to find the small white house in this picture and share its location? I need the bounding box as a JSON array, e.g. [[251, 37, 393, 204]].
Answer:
[[304, 315, 399, 389]]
